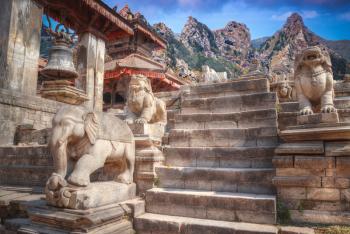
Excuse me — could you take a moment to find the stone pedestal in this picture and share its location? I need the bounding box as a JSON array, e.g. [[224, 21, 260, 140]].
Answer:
[[46, 182, 136, 210], [41, 80, 88, 105], [129, 123, 165, 195], [15, 182, 137, 233], [77, 32, 105, 112], [297, 112, 339, 125], [18, 202, 135, 233], [0, 0, 43, 96], [274, 122, 350, 225]]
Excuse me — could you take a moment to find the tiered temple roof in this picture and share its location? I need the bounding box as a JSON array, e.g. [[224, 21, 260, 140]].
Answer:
[[104, 4, 187, 93]]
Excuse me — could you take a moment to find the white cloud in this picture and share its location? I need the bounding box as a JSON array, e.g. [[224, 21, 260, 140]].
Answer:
[[340, 12, 350, 21], [301, 10, 319, 19], [271, 10, 319, 21], [177, 0, 200, 7], [271, 11, 293, 21]]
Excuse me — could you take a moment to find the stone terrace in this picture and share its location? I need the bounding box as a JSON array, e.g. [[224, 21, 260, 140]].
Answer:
[[135, 77, 280, 233]]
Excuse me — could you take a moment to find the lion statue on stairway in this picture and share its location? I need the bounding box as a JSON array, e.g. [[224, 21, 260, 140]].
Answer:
[[125, 74, 167, 124], [294, 46, 336, 115]]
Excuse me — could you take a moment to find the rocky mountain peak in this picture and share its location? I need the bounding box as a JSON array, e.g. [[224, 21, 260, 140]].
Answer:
[[153, 22, 175, 41], [225, 21, 249, 32], [180, 16, 218, 56], [285, 13, 304, 28], [282, 13, 308, 39], [259, 12, 347, 80], [214, 20, 251, 64]]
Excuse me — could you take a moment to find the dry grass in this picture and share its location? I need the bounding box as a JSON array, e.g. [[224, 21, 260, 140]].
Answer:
[[315, 226, 350, 234]]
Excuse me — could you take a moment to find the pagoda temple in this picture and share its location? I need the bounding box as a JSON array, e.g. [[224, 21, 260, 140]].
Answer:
[[103, 5, 187, 109]]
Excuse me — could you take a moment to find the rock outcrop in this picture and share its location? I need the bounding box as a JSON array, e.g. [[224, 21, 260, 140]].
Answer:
[[152, 13, 349, 82], [214, 21, 251, 64], [180, 16, 219, 57]]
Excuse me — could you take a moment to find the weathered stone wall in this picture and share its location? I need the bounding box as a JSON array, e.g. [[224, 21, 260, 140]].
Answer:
[[273, 141, 350, 225], [0, 88, 63, 145]]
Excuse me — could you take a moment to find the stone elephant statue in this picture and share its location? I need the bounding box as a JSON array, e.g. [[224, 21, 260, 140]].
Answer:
[[46, 106, 135, 192]]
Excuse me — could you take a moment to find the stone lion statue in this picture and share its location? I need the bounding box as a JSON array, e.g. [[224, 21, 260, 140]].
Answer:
[[294, 46, 336, 115], [126, 74, 167, 124], [278, 80, 292, 100]]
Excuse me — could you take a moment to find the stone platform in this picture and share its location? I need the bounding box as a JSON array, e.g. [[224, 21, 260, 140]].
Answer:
[[274, 120, 350, 225]]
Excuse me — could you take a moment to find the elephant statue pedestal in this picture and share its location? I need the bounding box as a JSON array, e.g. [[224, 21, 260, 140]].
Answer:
[[46, 181, 136, 210], [20, 198, 143, 234]]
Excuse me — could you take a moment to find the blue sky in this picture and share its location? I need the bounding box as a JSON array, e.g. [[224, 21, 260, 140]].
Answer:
[[104, 0, 350, 40]]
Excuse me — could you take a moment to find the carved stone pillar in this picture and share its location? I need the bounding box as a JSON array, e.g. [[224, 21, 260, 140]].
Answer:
[[0, 0, 43, 95], [129, 123, 165, 195], [77, 32, 105, 111]]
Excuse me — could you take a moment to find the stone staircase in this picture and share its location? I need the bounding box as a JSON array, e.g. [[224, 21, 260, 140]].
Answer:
[[135, 78, 279, 233]]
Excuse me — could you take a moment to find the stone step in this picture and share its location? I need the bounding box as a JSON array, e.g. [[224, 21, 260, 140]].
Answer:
[[145, 188, 276, 224], [280, 97, 350, 113], [181, 92, 276, 114], [0, 165, 52, 187], [156, 166, 275, 194], [164, 146, 275, 168], [0, 145, 52, 166], [182, 78, 269, 99], [174, 109, 277, 129], [168, 127, 278, 147], [134, 213, 278, 234]]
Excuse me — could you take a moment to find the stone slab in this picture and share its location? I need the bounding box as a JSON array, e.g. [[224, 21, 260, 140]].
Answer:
[[26, 201, 134, 233], [325, 141, 350, 157], [297, 112, 339, 125], [279, 226, 315, 234], [272, 176, 321, 187], [181, 92, 276, 114], [280, 123, 350, 141], [306, 188, 340, 201], [275, 142, 324, 155], [156, 166, 275, 194], [182, 78, 269, 99], [128, 122, 165, 139], [294, 156, 333, 169], [289, 210, 350, 225], [169, 127, 278, 147], [272, 156, 294, 168], [174, 109, 277, 129], [121, 198, 145, 218], [165, 146, 275, 168], [135, 213, 278, 234], [145, 188, 276, 224], [19, 217, 133, 234]]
